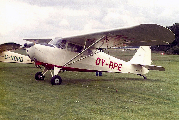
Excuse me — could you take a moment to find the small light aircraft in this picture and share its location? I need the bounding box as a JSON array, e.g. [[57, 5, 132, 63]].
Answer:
[[0, 24, 175, 85]]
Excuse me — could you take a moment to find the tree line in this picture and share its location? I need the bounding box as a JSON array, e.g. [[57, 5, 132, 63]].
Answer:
[[151, 23, 179, 54]]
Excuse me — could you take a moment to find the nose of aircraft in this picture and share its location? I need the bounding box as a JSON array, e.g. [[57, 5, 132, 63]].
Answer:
[[25, 43, 35, 61]]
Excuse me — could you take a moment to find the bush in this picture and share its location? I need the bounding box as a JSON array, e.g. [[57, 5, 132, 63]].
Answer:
[[166, 45, 179, 55]]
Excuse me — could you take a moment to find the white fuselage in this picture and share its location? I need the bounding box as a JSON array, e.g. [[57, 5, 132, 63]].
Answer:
[[26, 44, 149, 74]]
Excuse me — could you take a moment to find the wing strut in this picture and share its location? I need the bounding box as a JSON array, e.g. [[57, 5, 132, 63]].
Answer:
[[62, 36, 106, 68]]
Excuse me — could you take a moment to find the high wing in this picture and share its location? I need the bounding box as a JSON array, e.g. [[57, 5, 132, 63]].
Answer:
[[53, 24, 174, 49]]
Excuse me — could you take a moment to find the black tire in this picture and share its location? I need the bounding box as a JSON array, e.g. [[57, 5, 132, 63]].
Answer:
[[35, 72, 45, 80], [51, 75, 62, 85]]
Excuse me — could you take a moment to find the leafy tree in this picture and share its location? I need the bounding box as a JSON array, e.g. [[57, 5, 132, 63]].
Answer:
[[152, 23, 179, 54], [167, 23, 179, 46], [166, 45, 179, 55]]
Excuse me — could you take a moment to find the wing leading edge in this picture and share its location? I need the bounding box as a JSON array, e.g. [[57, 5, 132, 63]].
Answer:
[[23, 39, 52, 44]]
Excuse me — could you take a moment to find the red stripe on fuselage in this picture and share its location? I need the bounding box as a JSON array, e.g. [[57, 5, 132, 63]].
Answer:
[[35, 61, 98, 72]]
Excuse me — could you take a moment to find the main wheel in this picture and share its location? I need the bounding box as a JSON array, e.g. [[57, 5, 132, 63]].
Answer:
[[35, 72, 45, 80], [51, 75, 62, 85]]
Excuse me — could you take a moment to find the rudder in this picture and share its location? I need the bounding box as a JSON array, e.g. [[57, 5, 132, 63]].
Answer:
[[129, 46, 151, 65]]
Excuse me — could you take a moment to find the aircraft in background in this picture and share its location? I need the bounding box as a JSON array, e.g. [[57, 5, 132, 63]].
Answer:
[[0, 24, 175, 85], [0, 42, 32, 64]]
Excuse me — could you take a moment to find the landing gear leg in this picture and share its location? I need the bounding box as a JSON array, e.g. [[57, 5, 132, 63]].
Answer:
[[137, 74, 147, 79], [35, 67, 48, 80], [35, 72, 45, 80], [51, 75, 62, 85], [35, 66, 63, 85], [50, 67, 62, 85]]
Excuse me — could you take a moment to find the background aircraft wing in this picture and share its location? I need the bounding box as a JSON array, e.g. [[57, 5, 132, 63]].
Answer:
[[0, 42, 21, 53], [59, 24, 175, 48]]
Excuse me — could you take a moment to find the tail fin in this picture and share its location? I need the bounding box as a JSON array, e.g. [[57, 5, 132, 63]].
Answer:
[[129, 46, 151, 65]]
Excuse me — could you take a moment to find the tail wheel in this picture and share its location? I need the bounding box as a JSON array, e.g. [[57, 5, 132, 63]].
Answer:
[[137, 74, 147, 79], [35, 72, 45, 80], [51, 75, 62, 85]]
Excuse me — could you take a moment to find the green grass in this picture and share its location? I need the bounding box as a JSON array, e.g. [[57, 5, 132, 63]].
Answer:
[[0, 51, 179, 119]]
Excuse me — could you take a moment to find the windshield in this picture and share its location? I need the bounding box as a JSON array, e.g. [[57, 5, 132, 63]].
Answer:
[[49, 37, 84, 53], [48, 37, 62, 45], [49, 37, 66, 49]]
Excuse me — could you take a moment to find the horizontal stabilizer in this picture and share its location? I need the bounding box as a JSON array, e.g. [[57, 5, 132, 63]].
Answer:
[[143, 65, 165, 71], [0, 51, 33, 64]]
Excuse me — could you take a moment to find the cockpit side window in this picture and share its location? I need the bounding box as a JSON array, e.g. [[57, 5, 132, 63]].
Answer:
[[74, 45, 83, 53], [56, 40, 66, 49], [67, 43, 75, 51], [60, 40, 66, 49], [67, 43, 83, 53]]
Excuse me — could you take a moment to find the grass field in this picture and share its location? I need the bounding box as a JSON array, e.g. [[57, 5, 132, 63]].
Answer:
[[0, 50, 179, 119]]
